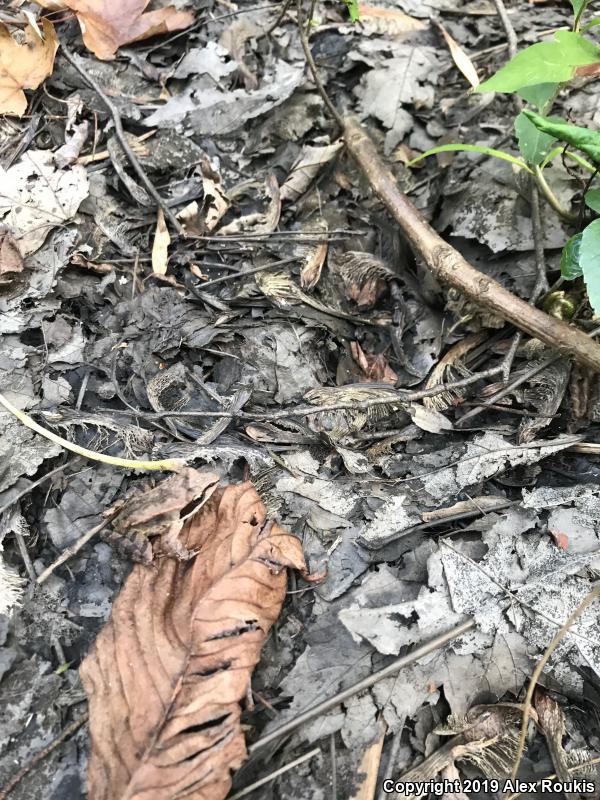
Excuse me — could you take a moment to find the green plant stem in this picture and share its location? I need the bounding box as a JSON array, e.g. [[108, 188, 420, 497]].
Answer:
[[541, 146, 596, 174], [0, 393, 184, 472], [534, 165, 578, 222], [574, 0, 592, 32]]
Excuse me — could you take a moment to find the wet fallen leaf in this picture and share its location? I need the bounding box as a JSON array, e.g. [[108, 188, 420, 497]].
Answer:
[[46, 0, 195, 61], [81, 473, 307, 800], [151, 208, 170, 275], [0, 19, 58, 116]]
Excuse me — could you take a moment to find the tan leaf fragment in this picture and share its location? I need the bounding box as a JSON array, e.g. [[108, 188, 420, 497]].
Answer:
[[357, 4, 425, 36], [350, 341, 397, 385], [0, 19, 58, 117], [0, 229, 24, 283], [81, 475, 307, 800], [434, 20, 479, 89], [151, 208, 170, 275], [51, 0, 195, 61], [280, 141, 343, 203]]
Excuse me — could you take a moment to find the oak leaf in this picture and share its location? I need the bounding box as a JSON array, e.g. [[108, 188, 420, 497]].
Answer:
[[81, 474, 307, 800], [0, 19, 58, 116], [59, 0, 195, 60]]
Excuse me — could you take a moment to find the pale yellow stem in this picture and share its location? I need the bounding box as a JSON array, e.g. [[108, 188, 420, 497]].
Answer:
[[0, 392, 184, 472]]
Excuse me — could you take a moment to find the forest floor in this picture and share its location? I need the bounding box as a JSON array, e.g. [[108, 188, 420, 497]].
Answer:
[[1, 1, 600, 798]]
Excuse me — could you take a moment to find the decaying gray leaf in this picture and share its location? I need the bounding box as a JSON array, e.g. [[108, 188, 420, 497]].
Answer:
[[0, 413, 62, 494], [414, 432, 579, 505], [0, 150, 89, 256]]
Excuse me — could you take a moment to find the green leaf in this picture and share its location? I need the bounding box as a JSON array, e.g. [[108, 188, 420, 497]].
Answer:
[[55, 661, 72, 675], [585, 188, 600, 213], [572, 0, 589, 15], [514, 111, 556, 165], [344, 0, 360, 21], [582, 15, 600, 32], [522, 109, 600, 164], [407, 143, 533, 172], [561, 232, 583, 279], [517, 83, 559, 110], [476, 31, 600, 94], [580, 219, 600, 312]]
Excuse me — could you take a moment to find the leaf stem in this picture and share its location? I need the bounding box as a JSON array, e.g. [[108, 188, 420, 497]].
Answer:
[[0, 393, 184, 472], [534, 165, 578, 222]]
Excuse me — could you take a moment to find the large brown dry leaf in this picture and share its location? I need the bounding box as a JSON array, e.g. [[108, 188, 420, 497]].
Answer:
[[0, 19, 58, 116], [47, 0, 194, 60], [81, 473, 306, 800]]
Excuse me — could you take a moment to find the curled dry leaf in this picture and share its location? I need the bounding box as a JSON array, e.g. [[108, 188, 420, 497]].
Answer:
[[0, 19, 58, 116], [44, 0, 195, 61], [81, 472, 307, 800]]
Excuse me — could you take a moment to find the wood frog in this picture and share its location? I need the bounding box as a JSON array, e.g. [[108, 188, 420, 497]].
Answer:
[[102, 468, 220, 563]]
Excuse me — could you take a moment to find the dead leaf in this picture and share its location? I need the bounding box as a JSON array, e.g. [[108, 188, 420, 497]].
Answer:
[[295, 218, 329, 291], [350, 341, 398, 384], [357, 5, 426, 36], [81, 474, 307, 800], [407, 403, 453, 433], [280, 141, 343, 203], [219, 18, 260, 90], [0, 19, 58, 116], [151, 208, 170, 275], [50, 0, 195, 61], [0, 150, 89, 256], [434, 20, 479, 89], [0, 229, 24, 282]]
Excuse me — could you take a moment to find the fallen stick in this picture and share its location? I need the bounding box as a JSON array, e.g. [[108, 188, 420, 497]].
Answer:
[[343, 116, 600, 373]]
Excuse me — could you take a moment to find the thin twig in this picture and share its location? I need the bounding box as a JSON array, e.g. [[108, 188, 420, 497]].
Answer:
[[530, 178, 549, 301], [0, 713, 88, 799], [248, 620, 474, 753], [191, 257, 297, 291], [511, 582, 600, 779], [457, 325, 600, 426], [0, 460, 78, 518], [492, 0, 518, 58], [36, 519, 111, 585], [505, 756, 600, 800], [59, 44, 184, 236], [228, 748, 321, 800], [264, 0, 293, 36], [109, 367, 510, 424], [296, 0, 344, 130]]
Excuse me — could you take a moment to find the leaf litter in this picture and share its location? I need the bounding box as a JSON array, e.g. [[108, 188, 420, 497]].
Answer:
[[1, 1, 600, 799]]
